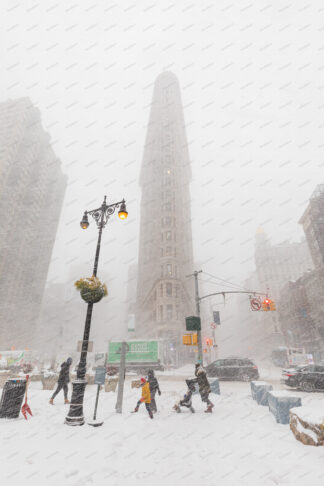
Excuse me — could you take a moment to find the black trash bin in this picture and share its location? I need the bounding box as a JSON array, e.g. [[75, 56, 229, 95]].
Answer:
[[0, 378, 26, 419]]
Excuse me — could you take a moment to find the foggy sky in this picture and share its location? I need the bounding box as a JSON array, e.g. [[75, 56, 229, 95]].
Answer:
[[1, 0, 324, 339]]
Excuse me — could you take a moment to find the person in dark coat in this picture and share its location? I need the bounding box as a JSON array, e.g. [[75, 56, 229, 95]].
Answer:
[[194, 363, 214, 412], [147, 369, 161, 413], [49, 357, 72, 405]]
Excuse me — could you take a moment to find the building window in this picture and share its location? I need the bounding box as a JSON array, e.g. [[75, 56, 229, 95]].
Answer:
[[153, 310, 156, 322], [174, 248, 177, 257], [175, 285, 179, 298], [166, 304, 172, 320], [166, 231, 172, 241], [161, 233, 163, 242], [166, 283, 172, 296], [161, 265, 164, 277], [160, 284, 163, 297], [159, 305, 163, 320], [160, 248, 163, 257], [163, 202, 171, 212], [166, 247, 172, 256], [174, 265, 178, 277], [166, 264, 172, 276]]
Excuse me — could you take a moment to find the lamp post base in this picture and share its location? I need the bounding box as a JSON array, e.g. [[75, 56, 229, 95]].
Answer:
[[65, 378, 87, 426]]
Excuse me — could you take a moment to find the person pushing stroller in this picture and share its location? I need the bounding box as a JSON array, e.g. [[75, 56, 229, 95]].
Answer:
[[194, 363, 214, 413]]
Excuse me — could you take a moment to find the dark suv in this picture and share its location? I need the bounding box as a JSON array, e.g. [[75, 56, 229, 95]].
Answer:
[[206, 358, 259, 381], [282, 364, 324, 392]]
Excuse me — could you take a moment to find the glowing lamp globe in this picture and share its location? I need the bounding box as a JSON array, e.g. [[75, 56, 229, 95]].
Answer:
[[80, 212, 89, 229], [118, 200, 128, 220]]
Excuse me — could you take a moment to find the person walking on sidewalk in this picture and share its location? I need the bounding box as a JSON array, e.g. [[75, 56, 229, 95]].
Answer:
[[194, 363, 214, 413], [49, 357, 72, 405], [147, 369, 161, 413], [133, 377, 153, 419]]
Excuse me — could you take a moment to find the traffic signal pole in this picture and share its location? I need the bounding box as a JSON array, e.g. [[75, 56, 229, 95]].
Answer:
[[189, 270, 204, 364], [187, 270, 269, 366]]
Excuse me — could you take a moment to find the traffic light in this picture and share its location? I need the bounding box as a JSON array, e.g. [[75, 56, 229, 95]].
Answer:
[[182, 334, 192, 345], [270, 300, 276, 311], [262, 298, 276, 311], [182, 334, 198, 345], [262, 298, 271, 311]]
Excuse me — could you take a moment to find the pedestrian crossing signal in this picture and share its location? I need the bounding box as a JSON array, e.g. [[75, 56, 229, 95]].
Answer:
[[192, 334, 198, 345], [182, 334, 198, 345]]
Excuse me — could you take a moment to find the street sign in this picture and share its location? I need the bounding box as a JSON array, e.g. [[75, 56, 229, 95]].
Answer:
[[128, 314, 135, 332], [77, 341, 93, 352], [94, 353, 106, 367], [94, 367, 106, 385], [213, 311, 220, 325], [250, 298, 261, 311], [185, 316, 201, 331]]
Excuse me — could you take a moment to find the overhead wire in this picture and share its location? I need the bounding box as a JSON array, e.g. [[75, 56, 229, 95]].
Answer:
[[197, 277, 248, 292], [201, 270, 251, 292]]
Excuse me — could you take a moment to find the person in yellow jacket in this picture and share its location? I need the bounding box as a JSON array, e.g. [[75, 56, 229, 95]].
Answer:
[[133, 377, 153, 419]]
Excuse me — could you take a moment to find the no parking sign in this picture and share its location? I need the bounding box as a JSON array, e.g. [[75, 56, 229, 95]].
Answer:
[[250, 297, 262, 311]]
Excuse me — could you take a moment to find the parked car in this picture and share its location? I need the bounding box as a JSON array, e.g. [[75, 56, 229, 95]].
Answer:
[[205, 357, 259, 381], [281, 364, 324, 392]]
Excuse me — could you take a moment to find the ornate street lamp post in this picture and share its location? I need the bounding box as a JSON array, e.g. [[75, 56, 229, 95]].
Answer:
[[65, 196, 128, 426]]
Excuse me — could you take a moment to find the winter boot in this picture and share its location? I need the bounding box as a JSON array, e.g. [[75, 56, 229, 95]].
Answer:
[[173, 404, 181, 413], [149, 411, 154, 419], [205, 404, 213, 413], [190, 406, 195, 413], [49, 398, 54, 405], [134, 406, 139, 413], [64, 399, 70, 404]]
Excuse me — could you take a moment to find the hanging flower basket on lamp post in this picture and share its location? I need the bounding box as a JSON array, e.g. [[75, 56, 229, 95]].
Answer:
[[74, 276, 108, 304]]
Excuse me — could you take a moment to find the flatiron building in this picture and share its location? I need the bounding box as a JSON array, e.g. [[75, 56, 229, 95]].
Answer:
[[136, 72, 194, 364]]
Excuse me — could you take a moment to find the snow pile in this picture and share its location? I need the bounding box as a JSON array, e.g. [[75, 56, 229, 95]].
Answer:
[[0, 380, 324, 485], [290, 405, 324, 446]]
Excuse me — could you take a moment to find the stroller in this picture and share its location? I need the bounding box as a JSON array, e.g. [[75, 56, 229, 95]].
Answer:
[[173, 379, 196, 413]]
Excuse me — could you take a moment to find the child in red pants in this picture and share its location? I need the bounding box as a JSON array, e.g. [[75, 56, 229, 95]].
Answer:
[[133, 377, 153, 419]]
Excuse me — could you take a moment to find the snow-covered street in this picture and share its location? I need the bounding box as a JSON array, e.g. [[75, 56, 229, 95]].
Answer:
[[1, 377, 323, 486]]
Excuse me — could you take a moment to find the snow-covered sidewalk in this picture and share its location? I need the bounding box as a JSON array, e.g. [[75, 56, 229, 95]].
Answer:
[[0, 380, 323, 486]]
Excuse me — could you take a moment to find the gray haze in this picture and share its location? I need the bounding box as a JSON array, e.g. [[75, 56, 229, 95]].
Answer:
[[1, 0, 324, 349]]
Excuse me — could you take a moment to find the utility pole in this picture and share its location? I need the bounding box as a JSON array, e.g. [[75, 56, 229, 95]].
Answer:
[[115, 341, 128, 413], [187, 270, 203, 364]]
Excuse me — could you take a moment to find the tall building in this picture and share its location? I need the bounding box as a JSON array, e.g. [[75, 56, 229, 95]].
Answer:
[[136, 72, 194, 364], [237, 229, 313, 358], [255, 229, 313, 300], [0, 98, 67, 349], [278, 269, 324, 360], [299, 184, 324, 268], [276, 185, 324, 360]]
